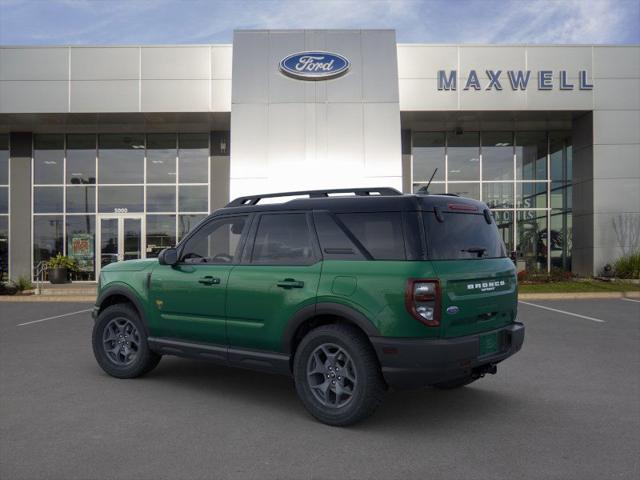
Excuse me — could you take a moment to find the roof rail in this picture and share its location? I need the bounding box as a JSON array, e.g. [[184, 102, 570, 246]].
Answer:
[[226, 187, 402, 207]]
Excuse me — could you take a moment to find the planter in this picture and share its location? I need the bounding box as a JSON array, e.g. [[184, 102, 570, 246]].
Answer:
[[48, 267, 69, 284]]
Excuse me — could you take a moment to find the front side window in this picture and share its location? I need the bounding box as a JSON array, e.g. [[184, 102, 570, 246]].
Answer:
[[424, 212, 506, 260], [251, 213, 314, 265], [180, 215, 247, 264]]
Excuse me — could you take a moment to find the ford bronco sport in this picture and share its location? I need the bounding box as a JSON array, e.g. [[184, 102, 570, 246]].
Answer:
[[92, 187, 524, 426]]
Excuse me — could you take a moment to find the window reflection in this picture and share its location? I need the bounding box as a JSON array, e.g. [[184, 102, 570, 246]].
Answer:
[[146, 215, 176, 258], [66, 186, 96, 213], [179, 214, 206, 240], [147, 185, 176, 212], [413, 133, 445, 182], [178, 133, 209, 184], [34, 186, 63, 213], [448, 182, 480, 200], [0, 187, 7, 214], [147, 134, 177, 184], [0, 134, 8, 185], [67, 135, 96, 184], [98, 134, 144, 184], [482, 132, 514, 181], [179, 185, 208, 212], [483, 183, 514, 209], [516, 132, 547, 181], [98, 186, 143, 213], [34, 135, 64, 185], [33, 215, 64, 267], [0, 216, 7, 279], [448, 132, 479, 181]]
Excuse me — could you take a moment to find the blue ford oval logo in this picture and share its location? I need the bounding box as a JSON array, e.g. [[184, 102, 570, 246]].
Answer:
[[279, 51, 350, 81], [447, 306, 460, 315]]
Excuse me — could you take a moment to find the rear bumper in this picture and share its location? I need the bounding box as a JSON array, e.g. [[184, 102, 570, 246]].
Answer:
[[371, 323, 525, 390]]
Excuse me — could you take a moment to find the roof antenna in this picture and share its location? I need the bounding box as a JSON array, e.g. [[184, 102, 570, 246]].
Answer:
[[417, 168, 438, 194]]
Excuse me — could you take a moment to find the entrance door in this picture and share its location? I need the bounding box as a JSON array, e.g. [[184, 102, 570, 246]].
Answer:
[[98, 215, 144, 272]]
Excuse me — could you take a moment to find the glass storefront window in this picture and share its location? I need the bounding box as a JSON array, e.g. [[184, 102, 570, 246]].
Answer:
[[34, 135, 64, 185], [147, 134, 177, 184], [179, 185, 208, 212], [447, 182, 480, 200], [178, 133, 209, 184], [517, 210, 548, 272], [66, 185, 96, 213], [413, 132, 445, 182], [483, 182, 514, 209], [98, 134, 144, 184], [448, 132, 479, 181], [492, 210, 514, 254], [66, 134, 96, 184], [146, 214, 176, 258], [482, 132, 514, 181], [0, 187, 7, 214], [66, 215, 96, 281], [550, 209, 571, 271], [34, 186, 63, 213], [34, 215, 64, 266], [516, 132, 547, 181], [0, 216, 8, 279], [98, 186, 144, 213], [0, 134, 8, 185], [147, 186, 176, 213], [517, 182, 547, 209]]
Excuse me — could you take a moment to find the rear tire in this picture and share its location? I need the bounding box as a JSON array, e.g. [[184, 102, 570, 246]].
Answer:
[[432, 376, 477, 390], [92, 304, 161, 379], [293, 324, 386, 426]]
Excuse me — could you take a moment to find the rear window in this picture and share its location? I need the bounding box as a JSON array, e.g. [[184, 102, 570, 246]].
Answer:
[[423, 212, 506, 260], [337, 213, 405, 260]]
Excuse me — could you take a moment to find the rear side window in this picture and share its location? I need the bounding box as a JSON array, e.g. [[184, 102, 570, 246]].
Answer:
[[337, 213, 406, 260], [251, 213, 315, 265], [423, 212, 506, 260]]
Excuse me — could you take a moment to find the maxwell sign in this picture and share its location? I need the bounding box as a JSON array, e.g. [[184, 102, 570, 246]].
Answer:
[[279, 52, 350, 80]]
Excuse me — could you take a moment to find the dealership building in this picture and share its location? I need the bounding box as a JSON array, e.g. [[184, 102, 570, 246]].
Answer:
[[0, 29, 638, 282]]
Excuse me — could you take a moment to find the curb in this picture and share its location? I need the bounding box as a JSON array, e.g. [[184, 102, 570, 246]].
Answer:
[[519, 291, 640, 300], [0, 295, 96, 302]]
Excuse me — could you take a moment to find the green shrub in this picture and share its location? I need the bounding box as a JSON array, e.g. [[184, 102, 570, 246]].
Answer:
[[46, 253, 79, 272], [14, 276, 34, 291], [614, 251, 640, 279], [517, 267, 572, 283]]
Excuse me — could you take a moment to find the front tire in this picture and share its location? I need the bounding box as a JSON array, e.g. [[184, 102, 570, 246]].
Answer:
[[293, 324, 386, 426], [92, 304, 161, 379]]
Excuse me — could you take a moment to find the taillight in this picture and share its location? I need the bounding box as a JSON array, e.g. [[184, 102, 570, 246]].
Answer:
[[405, 279, 441, 327]]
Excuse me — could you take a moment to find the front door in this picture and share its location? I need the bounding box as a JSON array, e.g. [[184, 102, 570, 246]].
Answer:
[[147, 214, 250, 345], [98, 215, 144, 272]]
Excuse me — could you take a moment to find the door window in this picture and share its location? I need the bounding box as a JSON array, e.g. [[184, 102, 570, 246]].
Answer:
[[251, 213, 315, 265], [180, 215, 248, 264]]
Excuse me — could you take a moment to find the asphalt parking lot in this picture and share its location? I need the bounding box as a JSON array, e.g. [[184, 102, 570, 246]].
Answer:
[[1, 298, 638, 480]]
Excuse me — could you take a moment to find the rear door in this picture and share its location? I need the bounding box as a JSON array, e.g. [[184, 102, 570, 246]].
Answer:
[[423, 209, 517, 338], [226, 212, 321, 352]]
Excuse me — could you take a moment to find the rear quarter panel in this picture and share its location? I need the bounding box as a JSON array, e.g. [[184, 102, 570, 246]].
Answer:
[[318, 260, 442, 338]]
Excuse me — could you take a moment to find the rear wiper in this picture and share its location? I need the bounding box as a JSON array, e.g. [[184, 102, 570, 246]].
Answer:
[[461, 247, 487, 258]]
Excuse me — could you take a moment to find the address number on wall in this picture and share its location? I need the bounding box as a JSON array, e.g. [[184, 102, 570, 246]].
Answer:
[[114, 208, 129, 214]]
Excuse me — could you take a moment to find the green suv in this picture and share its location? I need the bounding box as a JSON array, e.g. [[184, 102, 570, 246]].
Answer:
[[92, 187, 524, 426]]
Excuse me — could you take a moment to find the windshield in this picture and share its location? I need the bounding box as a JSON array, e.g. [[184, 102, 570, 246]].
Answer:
[[423, 212, 506, 260]]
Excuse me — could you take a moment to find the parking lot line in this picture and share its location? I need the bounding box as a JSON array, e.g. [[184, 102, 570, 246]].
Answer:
[[621, 298, 640, 304], [16, 309, 92, 327], [518, 301, 605, 323]]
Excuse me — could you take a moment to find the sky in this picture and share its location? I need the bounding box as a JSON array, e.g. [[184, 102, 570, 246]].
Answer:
[[0, 0, 638, 45]]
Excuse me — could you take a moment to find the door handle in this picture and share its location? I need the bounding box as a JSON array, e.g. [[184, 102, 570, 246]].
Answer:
[[198, 276, 221, 286], [277, 278, 305, 289]]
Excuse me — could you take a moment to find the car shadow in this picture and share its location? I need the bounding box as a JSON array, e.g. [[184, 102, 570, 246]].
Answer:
[[136, 357, 527, 430]]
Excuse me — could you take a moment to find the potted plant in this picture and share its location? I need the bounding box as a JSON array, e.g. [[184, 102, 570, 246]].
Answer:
[[47, 254, 78, 284]]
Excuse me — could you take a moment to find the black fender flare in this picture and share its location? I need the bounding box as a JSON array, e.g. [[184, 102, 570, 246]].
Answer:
[[95, 285, 150, 336], [282, 302, 381, 354]]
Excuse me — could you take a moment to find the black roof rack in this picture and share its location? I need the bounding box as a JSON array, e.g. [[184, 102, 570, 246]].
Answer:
[[226, 187, 402, 207]]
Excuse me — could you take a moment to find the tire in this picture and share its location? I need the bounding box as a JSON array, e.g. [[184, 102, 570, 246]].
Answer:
[[92, 303, 161, 379], [293, 324, 386, 427], [432, 376, 477, 390]]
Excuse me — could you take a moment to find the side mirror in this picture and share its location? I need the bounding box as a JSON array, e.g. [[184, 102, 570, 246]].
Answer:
[[158, 248, 178, 266], [509, 251, 518, 262]]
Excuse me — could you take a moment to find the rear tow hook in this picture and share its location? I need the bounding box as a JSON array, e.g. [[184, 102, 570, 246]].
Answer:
[[472, 363, 498, 379]]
